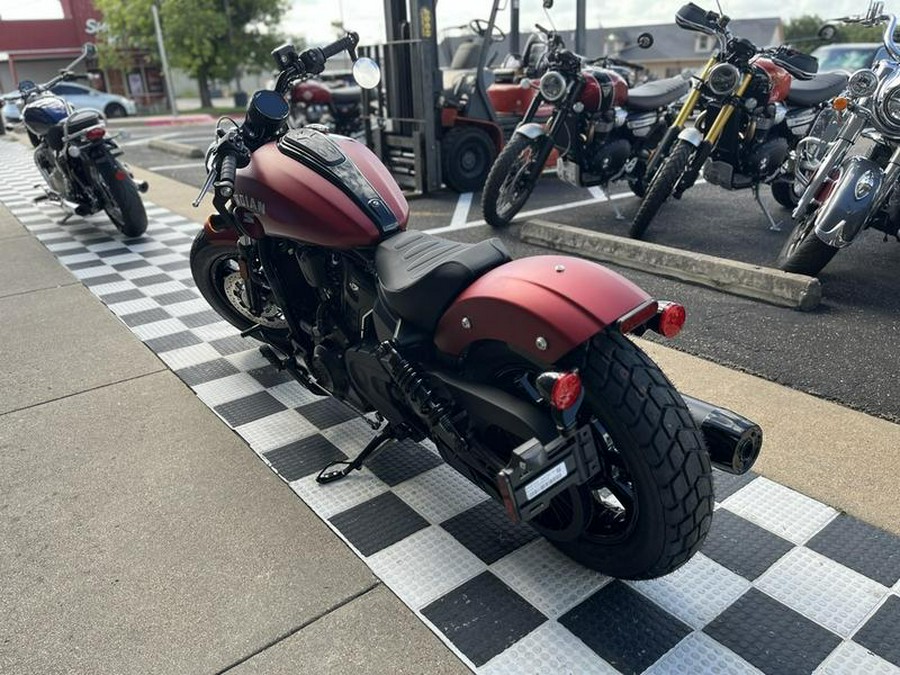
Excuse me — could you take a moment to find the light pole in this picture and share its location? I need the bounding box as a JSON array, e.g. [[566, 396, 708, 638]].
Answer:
[[151, 2, 178, 116]]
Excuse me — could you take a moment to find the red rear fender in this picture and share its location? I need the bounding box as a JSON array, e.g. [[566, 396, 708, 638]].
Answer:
[[433, 255, 653, 364]]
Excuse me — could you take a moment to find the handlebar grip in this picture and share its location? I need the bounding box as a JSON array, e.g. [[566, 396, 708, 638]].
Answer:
[[218, 154, 237, 194], [535, 23, 551, 34], [321, 32, 359, 59]]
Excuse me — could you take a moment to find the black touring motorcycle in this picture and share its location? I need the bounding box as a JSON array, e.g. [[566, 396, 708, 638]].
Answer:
[[1, 44, 148, 236]]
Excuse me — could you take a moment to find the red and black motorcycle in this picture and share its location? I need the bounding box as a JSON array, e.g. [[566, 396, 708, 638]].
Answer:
[[289, 78, 364, 138], [190, 33, 763, 580], [481, 25, 690, 227]]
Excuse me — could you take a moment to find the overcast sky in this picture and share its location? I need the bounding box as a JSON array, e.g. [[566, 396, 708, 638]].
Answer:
[[0, 0, 881, 42]]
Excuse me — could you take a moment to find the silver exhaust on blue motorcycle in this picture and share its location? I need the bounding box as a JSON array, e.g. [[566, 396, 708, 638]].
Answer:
[[682, 395, 762, 475]]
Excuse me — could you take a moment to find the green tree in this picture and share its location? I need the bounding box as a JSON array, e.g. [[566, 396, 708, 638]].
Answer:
[[94, 0, 288, 108], [785, 14, 884, 53]]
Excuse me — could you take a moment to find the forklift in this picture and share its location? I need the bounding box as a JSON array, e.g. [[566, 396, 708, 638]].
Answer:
[[363, 0, 588, 194]]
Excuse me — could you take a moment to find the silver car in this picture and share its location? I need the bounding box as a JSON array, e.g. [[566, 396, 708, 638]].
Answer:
[[48, 82, 137, 118]]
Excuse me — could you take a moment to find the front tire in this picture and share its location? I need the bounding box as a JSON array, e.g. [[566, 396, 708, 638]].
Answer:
[[441, 126, 496, 193], [96, 161, 147, 237], [482, 133, 545, 227], [629, 139, 693, 240], [776, 209, 838, 276], [771, 178, 799, 209]]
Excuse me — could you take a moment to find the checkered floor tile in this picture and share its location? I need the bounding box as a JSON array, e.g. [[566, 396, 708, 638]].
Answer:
[[2, 140, 898, 674]]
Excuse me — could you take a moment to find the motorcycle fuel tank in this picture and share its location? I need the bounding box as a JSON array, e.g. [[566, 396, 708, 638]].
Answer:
[[23, 95, 70, 137], [233, 128, 409, 248], [579, 68, 629, 113], [753, 58, 792, 104]]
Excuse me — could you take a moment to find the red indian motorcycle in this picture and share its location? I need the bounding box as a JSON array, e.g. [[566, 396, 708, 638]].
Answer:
[[190, 33, 763, 579], [289, 78, 364, 139]]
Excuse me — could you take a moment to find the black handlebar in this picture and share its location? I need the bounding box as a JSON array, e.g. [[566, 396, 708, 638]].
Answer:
[[218, 154, 237, 194], [322, 32, 359, 59]]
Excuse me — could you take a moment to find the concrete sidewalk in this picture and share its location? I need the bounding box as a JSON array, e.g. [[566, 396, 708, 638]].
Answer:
[[0, 203, 466, 672]]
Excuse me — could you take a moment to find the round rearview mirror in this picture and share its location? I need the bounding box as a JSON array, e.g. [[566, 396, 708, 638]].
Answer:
[[352, 57, 381, 89], [543, 0, 554, 8], [84, 42, 97, 57], [637, 32, 654, 49], [818, 24, 837, 41]]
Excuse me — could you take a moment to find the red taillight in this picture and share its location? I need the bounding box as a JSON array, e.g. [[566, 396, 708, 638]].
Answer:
[[658, 303, 686, 338], [85, 127, 106, 141], [114, 169, 127, 181], [551, 371, 582, 410]]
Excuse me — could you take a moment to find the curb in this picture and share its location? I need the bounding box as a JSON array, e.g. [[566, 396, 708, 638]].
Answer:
[[148, 138, 205, 159], [521, 219, 822, 311]]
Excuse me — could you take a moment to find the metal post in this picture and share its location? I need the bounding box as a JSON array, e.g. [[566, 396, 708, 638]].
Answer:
[[575, 0, 586, 55], [510, 0, 520, 54], [151, 2, 178, 116]]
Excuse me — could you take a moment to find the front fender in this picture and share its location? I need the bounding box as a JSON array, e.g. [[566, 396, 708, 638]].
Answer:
[[433, 255, 652, 364], [813, 156, 883, 248], [514, 122, 548, 140], [678, 127, 704, 147]]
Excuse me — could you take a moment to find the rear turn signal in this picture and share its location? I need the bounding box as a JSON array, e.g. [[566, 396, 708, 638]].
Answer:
[[657, 302, 686, 338], [551, 371, 582, 410], [85, 127, 106, 141]]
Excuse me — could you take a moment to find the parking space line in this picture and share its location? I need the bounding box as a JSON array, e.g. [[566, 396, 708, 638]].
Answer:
[[146, 162, 205, 172], [116, 131, 186, 147], [449, 192, 473, 229]]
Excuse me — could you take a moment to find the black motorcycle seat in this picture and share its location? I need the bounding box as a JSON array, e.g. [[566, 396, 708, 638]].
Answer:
[[786, 72, 848, 107], [330, 86, 361, 104], [626, 76, 689, 111], [376, 230, 512, 332]]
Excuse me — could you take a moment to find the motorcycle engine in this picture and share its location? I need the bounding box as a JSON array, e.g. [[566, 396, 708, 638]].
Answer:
[[34, 146, 68, 195], [744, 137, 788, 181], [585, 138, 632, 181]]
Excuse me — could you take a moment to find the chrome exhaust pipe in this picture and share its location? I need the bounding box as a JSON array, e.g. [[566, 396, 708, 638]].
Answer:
[[682, 394, 762, 475]]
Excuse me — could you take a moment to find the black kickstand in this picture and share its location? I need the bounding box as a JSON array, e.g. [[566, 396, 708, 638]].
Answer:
[[316, 427, 396, 484]]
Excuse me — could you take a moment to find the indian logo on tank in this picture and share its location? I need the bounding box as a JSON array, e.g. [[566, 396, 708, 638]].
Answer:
[[233, 193, 266, 215]]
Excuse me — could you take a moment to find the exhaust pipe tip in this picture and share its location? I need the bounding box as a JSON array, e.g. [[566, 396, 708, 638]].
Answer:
[[682, 394, 763, 475], [134, 180, 149, 193]]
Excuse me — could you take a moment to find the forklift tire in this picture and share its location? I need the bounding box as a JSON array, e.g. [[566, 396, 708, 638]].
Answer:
[[441, 126, 496, 193]]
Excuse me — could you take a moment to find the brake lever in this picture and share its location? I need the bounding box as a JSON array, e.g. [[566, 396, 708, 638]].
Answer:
[[192, 168, 217, 208]]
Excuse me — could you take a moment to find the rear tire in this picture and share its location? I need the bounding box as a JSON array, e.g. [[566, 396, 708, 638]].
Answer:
[[482, 133, 544, 227], [97, 161, 147, 237], [629, 139, 693, 240], [441, 126, 496, 193], [105, 103, 127, 118], [771, 178, 799, 209], [776, 210, 838, 276]]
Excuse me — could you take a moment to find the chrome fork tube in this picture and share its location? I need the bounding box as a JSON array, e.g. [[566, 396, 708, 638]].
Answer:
[[791, 111, 867, 219]]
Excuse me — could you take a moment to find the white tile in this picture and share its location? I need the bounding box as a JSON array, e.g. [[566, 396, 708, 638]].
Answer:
[[157, 343, 222, 371], [235, 409, 317, 453], [90, 280, 140, 296], [58, 252, 103, 264], [267, 380, 323, 408], [320, 418, 380, 456], [225, 348, 272, 373], [645, 631, 763, 675], [119, 265, 168, 280], [628, 553, 751, 630], [721, 476, 838, 544], [140, 281, 190, 297], [165, 298, 213, 316], [756, 547, 889, 638], [393, 463, 490, 525], [368, 526, 486, 609], [492, 539, 610, 619], [290, 468, 388, 520], [193, 373, 265, 407], [190, 321, 239, 342], [131, 318, 188, 340], [71, 265, 116, 280], [481, 620, 618, 675], [106, 297, 160, 316], [814, 640, 900, 674]]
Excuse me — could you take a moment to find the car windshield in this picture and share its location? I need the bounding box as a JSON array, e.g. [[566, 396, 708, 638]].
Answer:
[[811, 45, 878, 71]]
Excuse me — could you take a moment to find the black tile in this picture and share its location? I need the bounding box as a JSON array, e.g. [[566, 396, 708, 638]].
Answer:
[[264, 435, 347, 481], [560, 581, 690, 674], [55, 246, 90, 256], [213, 391, 287, 427], [329, 492, 428, 556], [158, 259, 191, 272], [121, 235, 153, 245], [423, 571, 546, 667], [441, 499, 538, 564], [81, 235, 115, 245], [248, 364, 295, 388], [365, 438, 443, 486], [95, 247, 132, 258], [140, 247, 178, 258], [144, 331, 202, 354], [119, 307, 171, 327], [807, 514, 900, 587], [705, 588, 841, 674], [177, 358, 240, 386], [132, 273, 173, 287], [67, 259, 107, 271], [713, 469, 758, 502], [81, 273, 126, 287], [209, 335, 257, 356], [111, 259, 151, 272], [702, 508, 794, 580], [163, 235, 194, 246], [180, 310, 222, 328], [296, 398, 359, 429], [99, 288, 146, 305], [154, 289, 199, 306], [854, 595, 900, 667]]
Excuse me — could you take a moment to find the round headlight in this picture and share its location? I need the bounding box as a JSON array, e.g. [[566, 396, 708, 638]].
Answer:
[[539, 71, 567, 102], [848, 69, 878, 98], [707, 63, 740, 96], [883, 87, 900, 124]]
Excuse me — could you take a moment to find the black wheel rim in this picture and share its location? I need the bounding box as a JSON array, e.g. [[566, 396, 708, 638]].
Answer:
[[95, 168, 124, 226], [785, 211, 817, 259], [211, 252, 288, 329], [455, 141, 490, 181], [496, 141, 539, 218], [581, 427, 639, 542]]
